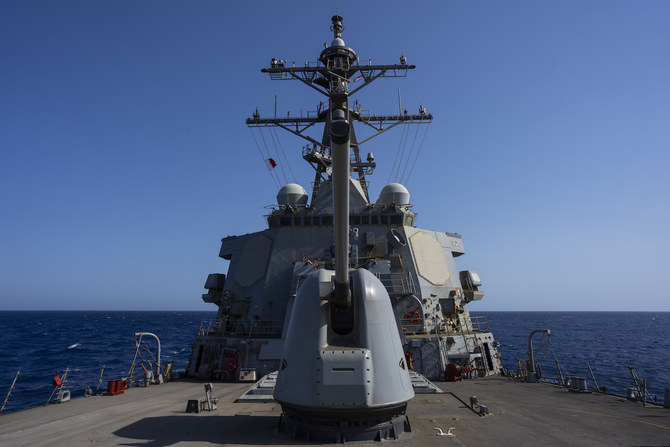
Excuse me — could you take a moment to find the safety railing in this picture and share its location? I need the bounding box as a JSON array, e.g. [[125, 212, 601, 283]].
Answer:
[[469, 315, 490, 333], [585, 363, 659, 405], [197, 318, 224, 335], [198, 318, 284, 339], [0, 365, 108, 414], [399, 317, 423, 334], [291, 271, 417, 298], [374, 272, 417, 296], [513, 337, 663, 406]]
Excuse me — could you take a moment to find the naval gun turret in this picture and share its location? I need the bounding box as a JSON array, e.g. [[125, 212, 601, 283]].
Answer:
[[274, 107, 413, 441]]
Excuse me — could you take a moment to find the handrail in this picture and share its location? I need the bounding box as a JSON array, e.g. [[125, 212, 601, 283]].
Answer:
[[470, 315, 490, 332], [198, 318, 284, 338], [290, 271, 417, 297]]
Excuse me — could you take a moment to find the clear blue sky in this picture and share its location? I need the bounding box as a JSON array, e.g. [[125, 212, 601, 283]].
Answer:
[[1, 1, 668, 311]]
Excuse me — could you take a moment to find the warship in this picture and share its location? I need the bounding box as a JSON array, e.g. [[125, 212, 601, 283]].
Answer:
[[1, 14, 668, 447], [187, 15, 503, 391]]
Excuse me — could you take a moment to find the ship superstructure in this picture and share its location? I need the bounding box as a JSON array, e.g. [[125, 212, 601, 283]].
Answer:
[[187, 15, 502, 383]]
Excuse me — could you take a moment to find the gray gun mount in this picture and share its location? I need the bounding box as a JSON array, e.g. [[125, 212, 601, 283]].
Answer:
[[274, 268, 413, 442]]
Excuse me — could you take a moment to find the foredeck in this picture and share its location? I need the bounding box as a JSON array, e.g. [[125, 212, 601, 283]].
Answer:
[[1, 377, 668, 446]]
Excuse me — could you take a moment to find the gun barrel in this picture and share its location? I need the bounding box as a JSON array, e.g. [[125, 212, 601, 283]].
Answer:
[[330, 118, 351, 310]]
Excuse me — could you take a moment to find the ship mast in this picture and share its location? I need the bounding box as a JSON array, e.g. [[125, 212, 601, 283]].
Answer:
[[247, 15, 432, 204]]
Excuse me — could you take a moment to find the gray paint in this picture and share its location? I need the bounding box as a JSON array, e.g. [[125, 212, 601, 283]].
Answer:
[[274, 268, 413, 408]]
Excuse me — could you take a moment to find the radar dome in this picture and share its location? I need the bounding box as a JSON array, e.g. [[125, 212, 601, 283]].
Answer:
[[331, 37, 345, 48], [277, 183, 308, 207], [376, 183, 410, 206]]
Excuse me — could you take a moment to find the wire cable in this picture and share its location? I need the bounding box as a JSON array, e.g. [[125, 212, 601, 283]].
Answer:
[[398, 124, 420, 183], [249, 128, 281, 189], [388, 124, 408, 183], [258, 128, 283, 187], [268, 126, 289, 184], [403, 122, 431, 186], [272, 127, 296, 183]]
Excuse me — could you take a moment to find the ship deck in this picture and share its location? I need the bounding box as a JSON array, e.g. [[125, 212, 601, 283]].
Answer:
[[1, 376, 669, 446]]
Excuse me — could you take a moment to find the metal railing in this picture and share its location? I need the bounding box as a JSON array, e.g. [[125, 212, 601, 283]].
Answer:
[[197, 318, 224, 335], [291, 271, 417, 298], [198, 318, 284, 339], [511, 345, 662, 406], [469, 315, 490, 333], [399, 318, 423, 334], [587, 364, 658, 405], [1, 365, 108, 414], [374, 272, 417, 296]]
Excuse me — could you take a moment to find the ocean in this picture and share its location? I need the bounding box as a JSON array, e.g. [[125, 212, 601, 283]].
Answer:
[[0, 311, 215, 414], [0, 311, 668, 414], [478, 311, 670, 403]]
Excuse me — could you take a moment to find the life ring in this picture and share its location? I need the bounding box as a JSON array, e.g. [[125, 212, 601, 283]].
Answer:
[[141, 360, 152, 373], [405, 310, 421, 323], [227, 358, 238, 372], [536, 363, 542, 379]]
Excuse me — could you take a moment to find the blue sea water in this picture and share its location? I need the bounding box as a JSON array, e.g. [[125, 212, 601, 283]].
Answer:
[[477, 311, 670, 403], [0, 311, 215, 414], [0, 311, 668, 414]]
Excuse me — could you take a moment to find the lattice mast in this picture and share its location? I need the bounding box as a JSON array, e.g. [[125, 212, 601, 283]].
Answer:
[[246, 15, 432, 203]]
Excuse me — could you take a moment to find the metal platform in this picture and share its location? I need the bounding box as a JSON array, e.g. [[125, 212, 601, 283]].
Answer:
[[409, 371, 445, 394], [235, 372, 278, 402]]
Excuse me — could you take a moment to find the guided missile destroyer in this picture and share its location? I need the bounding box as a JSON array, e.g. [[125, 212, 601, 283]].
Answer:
[[2, 14, 669, 447], [187, 14, 503, 420]]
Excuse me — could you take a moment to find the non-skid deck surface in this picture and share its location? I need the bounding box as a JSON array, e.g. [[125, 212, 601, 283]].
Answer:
[[1, 377, 668, 446]]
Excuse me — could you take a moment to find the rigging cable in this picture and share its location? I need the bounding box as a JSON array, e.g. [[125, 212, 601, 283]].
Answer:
[[269, 126, 291, 183], [258, 127, 286, 185], [272, 127, 297, 183], [398, 123, 421, 184], [393, 123, 411, 182], [249, 128, 281, 189], [388, 124, 409, 184], [402, 121, 431, 186]]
